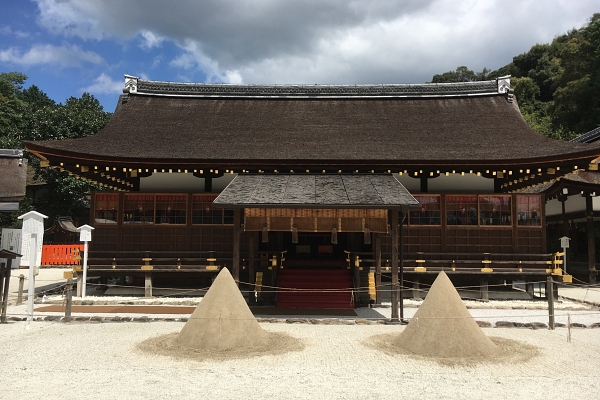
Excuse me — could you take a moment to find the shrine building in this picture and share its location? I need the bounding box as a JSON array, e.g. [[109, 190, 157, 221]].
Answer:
[[24, 75, 600, 310]]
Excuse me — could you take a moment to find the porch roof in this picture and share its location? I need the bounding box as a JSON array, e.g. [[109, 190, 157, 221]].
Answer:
[[213, 174, 420, 211]]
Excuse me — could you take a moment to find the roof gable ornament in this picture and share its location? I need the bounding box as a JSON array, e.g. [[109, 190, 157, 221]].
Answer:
[[496, 76, 514, 102], [124, 75, 138, 94]]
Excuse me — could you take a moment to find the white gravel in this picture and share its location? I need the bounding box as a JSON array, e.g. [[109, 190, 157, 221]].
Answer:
[[3, 268, 600, 399], [1, 320, 599, 400]]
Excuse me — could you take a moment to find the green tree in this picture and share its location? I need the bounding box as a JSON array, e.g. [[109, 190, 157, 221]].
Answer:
[[0, 72, 28, 148], [0, 72, 111, 228], [431, 13, 600, 139], [431, 66, 491, 83]]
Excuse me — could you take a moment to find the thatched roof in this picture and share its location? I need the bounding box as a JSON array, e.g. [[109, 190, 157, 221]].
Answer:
[[23, 77, 600, 192], [26, 79, 600, 164], [0, 150, 27, 204]]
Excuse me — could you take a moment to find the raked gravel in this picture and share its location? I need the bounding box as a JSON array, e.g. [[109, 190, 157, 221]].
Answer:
[[1, 320, 599, 400]]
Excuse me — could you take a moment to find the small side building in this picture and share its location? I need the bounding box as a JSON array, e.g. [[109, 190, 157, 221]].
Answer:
[[0, 149, 27, 212]]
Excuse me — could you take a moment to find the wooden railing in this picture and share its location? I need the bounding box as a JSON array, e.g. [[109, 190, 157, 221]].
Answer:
[[41, 244, 84, 265]]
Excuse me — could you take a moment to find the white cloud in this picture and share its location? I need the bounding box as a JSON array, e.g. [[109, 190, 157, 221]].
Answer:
[[31, 0, 600, 84], [80, 73, 122, 95], [0, 44, 103, 67], [169, 41, 242, 83], [139, 30, 163, 50], [0, 26, 30, 38], [35, 0, 104, 40]]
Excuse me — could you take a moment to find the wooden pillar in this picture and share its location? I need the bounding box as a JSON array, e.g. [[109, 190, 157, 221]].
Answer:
[[76, 271, 82, 297], [586, 195, 597, 284], [64, 278, 73, 323], [248, 233, 256, 302], [440, 194, 447, 252], [547, 276, 555, 330], [232, 208, 241, 285], [204, 177, 213, 192], [17, 274, 25, 305], [512, 194, 519, 253], [144, 272, 152, 298], [399, 211, 406, 321], [412, 279, 421, 300], [391, 209, 399, 322], [526, 281, 534, 298], [480, 278, 489, 302], [0, 261, 9, 323], [375, 233, 382, 305], [117, 192, 124, 252], [353, 257, 361, 306], [420, 177, 428, 193], [561, 198, 569, 238]]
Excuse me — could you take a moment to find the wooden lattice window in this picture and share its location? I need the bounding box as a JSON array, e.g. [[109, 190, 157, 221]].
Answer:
[[517, 195, 541, 226], [192, 194, 234, 225], [155, 194, 187, 225], [479, 195, 511, 226], [94, 193, 119, 224], [409, 195, 440, 225], [123, 194, 155, 224], [446, 195, 478, 225]]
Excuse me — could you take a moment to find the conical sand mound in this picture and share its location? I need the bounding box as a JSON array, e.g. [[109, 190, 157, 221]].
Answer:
[[175, 268, 268, 350], [393, 271, 498, 358]]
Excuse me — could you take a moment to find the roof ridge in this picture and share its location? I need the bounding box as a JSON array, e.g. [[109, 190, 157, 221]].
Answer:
[[123, 75, 510, 99]]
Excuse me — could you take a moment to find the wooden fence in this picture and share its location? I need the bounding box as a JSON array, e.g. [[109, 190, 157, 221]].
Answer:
[[41, 244, 84, 265]]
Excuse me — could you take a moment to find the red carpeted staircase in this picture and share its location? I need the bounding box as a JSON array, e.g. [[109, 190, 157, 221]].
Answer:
[[276, 269, 354, 309]]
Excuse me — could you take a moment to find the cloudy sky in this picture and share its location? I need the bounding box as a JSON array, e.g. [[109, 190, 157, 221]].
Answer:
[[0, 0, 597, 111]]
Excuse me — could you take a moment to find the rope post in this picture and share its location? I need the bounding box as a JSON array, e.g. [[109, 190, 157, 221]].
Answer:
[[17, 274, 24, 305], [547, 276, 555, 330], [412, 279, 421, 301], [480, 278, 489, 302], [65, 278, 73, 323]]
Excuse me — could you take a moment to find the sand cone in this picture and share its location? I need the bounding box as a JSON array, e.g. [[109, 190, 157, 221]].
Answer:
[[393, 271, 498, 358], [175, 268, 268, 350]]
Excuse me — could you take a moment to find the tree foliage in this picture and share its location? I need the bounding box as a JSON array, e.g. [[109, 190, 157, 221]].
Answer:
[[431, 66, 491, 83], [431, 13, 600, 139], [0, 72, 111, 228]]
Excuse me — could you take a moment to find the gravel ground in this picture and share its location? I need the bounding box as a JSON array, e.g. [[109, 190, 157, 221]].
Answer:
[[3, 269, 600, 399], [1, 320, 599, 400]]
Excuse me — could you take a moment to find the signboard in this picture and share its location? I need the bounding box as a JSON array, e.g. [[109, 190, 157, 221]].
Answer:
[[20, 233, 32, 268], [560, 236, 570, 249], [1, 228, 22, 268], [78, 224, 94, 242], [18, 211, 47, 267]]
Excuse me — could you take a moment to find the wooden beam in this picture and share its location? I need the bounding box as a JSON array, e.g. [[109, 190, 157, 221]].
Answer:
[[391, 209, 399, 322], [586, 195, 597, 284], [144, 272, 152, 298], [375, 233, 382, 305], [233, 208, 241, 284]]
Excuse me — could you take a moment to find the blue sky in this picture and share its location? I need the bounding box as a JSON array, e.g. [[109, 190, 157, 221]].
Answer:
[[1, 0, 598, 112]]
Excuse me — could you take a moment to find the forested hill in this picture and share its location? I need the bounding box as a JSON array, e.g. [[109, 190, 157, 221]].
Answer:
[[431, 13, 600, 141]]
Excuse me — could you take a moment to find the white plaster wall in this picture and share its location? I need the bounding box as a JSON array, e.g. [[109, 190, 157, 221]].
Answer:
[[212, 173, 237, 192], [546, 194, 600, 216], [428, 174, 494, 193], [139, 172, 237, 193], [395, 174, 420, 192], [139, 173, 204, 192]]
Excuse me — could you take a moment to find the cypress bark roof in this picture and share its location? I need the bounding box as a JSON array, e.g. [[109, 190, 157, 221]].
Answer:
[[25, 78, 600, 165], [0, 150, 26, 202], [213, 174, 420, 209]]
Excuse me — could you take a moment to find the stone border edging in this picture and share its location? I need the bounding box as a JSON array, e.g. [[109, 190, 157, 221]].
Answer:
[[5, 315, 600, 329]]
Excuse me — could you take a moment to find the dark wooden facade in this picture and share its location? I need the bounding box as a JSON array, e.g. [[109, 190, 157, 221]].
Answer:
[[24, 76, 600, 294]]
